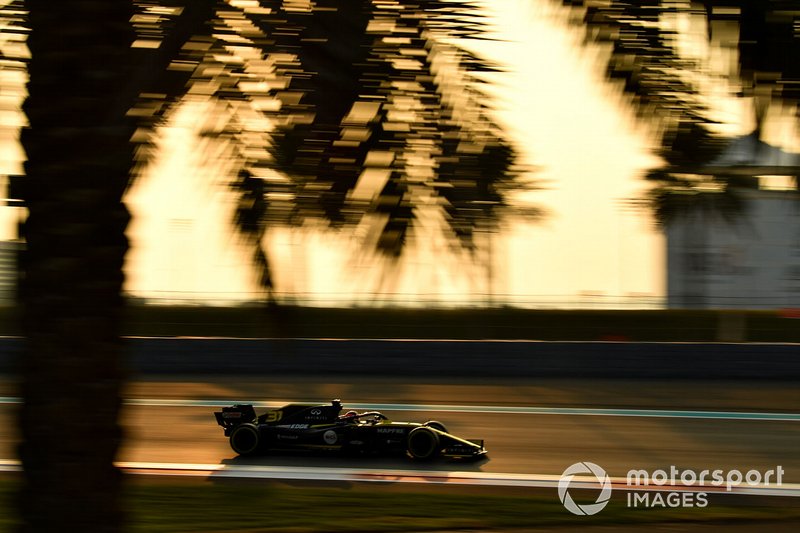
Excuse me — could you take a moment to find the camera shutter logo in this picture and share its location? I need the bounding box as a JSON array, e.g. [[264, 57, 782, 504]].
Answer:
[[558, 462, 613, 516]]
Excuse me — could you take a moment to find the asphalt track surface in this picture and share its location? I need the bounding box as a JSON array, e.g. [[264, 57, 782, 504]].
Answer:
[[2, 376, 800, 532], [1, 376, 798, 484]]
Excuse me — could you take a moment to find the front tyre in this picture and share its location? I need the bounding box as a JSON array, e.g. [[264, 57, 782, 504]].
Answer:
[[407, 426, 440, 460], [229, 423, 260, 456], [423, 421, 448, 433]]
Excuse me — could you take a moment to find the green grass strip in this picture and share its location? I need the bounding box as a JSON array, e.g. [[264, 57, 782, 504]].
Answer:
[[3, 478, 800, 532]]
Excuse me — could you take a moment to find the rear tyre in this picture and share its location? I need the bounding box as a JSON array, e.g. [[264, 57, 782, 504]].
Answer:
[[407, 427, 440, 460], [423, 421, 448, 433], [230, 423, 260, 456]]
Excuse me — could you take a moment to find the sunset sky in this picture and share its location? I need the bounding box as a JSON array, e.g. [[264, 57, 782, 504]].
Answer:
[[125, 1, 666, 307], [5, 1, 797, 307]]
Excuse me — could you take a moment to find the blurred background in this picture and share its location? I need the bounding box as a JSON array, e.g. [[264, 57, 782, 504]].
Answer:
[[2, 1, 796, 310], [2, 1, 800, 531]]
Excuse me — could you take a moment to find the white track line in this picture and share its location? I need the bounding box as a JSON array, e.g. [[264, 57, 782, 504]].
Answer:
[[0, 460, 798, 496], [117, 399, 800, 422], [0, 396, 800, 422], [3, 397, 800, 421]]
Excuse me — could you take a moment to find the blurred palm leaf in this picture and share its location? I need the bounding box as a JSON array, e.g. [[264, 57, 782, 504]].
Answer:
[[4, 1, 536, 295], [563, 0, 800, 224], [640, 169, 747, 228], [128, 1, 535, 267]]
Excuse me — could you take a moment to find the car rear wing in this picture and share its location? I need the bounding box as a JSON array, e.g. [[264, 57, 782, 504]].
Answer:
[[214, 404, 257, 434]]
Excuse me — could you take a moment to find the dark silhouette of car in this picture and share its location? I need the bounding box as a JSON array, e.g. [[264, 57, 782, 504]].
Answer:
[[214, 399, 486, 460]]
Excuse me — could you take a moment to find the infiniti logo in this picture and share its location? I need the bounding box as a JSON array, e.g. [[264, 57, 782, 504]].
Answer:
[[558, 462, 613, 516]]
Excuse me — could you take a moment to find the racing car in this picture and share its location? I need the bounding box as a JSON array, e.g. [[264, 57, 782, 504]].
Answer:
[[214, 399, 486, 460]]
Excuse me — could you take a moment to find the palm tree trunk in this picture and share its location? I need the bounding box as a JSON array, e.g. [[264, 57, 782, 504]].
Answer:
[[17, 1, 135, 530]]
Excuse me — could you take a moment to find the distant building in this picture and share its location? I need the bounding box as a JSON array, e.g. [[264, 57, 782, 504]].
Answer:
[[667, 189, 800, 308], [665, 133, 800, 309]]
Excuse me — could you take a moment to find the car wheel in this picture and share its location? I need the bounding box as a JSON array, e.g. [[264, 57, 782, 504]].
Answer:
[[407, 426, 440, 460], [423, 421, 448, 433], [230, 423, 260, 456]]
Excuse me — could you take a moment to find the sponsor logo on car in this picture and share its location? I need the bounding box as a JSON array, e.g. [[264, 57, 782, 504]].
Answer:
[[323, 430, 338, 444], [377, 427, 406, 434]]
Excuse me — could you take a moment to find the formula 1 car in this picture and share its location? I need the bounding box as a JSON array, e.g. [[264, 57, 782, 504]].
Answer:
[[214, 399, 486, 460]]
